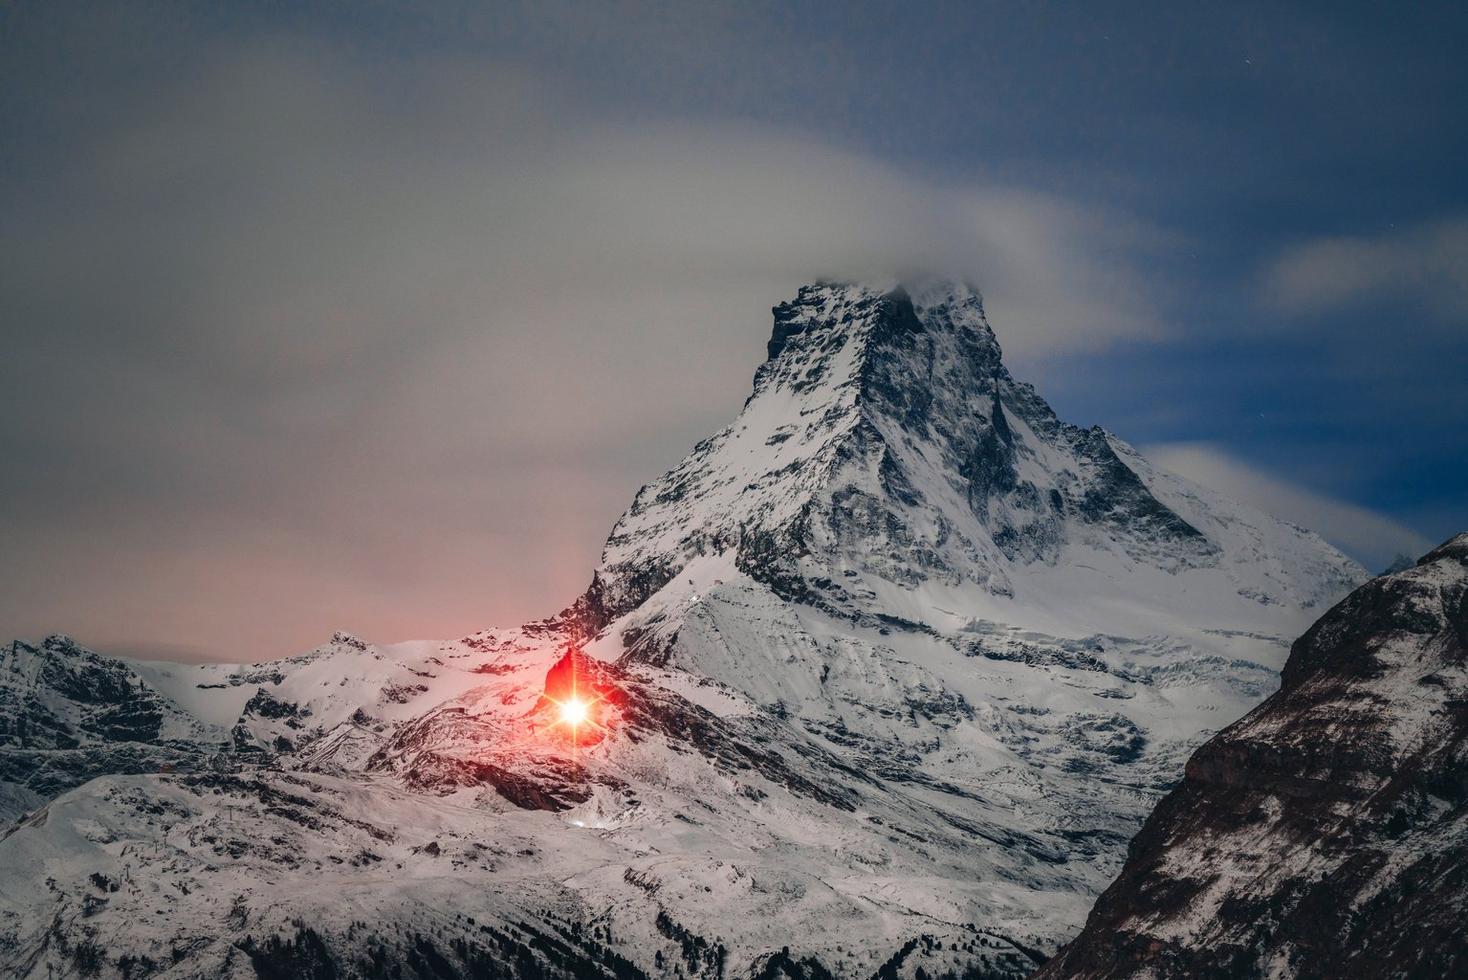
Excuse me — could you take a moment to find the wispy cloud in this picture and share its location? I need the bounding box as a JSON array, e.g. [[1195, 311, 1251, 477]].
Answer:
[[1262, 216, 1468, 320], [0, 40, 1175, 660], [1145, 442, 1431, 571]]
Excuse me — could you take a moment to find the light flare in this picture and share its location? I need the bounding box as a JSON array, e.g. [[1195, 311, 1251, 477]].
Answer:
[[543, 682, 608, 744], [557, 696, 589, 728]]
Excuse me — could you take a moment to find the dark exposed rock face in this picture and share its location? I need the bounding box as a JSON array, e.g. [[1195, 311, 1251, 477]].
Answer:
[[1035, 533, 1468, 980], [0, 636, 224, 821], [243, 688, 301, 721]]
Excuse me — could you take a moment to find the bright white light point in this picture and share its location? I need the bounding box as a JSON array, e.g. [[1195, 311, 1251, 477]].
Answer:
[[558, 697, 589, 727]]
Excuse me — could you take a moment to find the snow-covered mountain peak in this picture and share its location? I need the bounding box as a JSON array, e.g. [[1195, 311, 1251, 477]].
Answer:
[[567, 280, 1362, 657], [760, 279, 994, 372], [1419, 530, 1468, 564]]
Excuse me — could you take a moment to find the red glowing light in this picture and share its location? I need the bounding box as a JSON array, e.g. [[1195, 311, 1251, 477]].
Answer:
[[538, 648, 618, 748], [557, 696, 589, 728], [544, 688, 608, 748]]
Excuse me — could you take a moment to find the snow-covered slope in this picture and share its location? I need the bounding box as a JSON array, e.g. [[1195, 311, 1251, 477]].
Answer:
[[1035, 533, 1468, 980], [0, 631, 504, 824], [0, 281, 1366, 978], [135, 631, 503, 758]]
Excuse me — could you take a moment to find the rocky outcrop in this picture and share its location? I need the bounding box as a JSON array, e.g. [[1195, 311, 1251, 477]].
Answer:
[[1035, 533, 1468, 980], [0, 636, 225, 822]]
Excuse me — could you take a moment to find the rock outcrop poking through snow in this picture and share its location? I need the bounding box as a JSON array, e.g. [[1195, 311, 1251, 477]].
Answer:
[[1035, 532, 1468, 980], [0, 636, 226, 821]]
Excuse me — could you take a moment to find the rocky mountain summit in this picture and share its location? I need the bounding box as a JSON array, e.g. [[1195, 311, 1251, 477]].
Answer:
[[567, 282, 1356, 652], [0, 282, 1366, 978], [1035, 533, 1468, 980]]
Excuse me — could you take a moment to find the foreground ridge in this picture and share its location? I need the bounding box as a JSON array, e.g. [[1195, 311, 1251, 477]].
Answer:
[[1036, 532, 1468, 980]]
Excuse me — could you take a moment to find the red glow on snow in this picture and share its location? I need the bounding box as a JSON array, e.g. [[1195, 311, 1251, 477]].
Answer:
[[538, 648, 617, 749]]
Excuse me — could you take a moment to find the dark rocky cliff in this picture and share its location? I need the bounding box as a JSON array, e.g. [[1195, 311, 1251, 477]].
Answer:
[[1035, 533, 1468, 980]]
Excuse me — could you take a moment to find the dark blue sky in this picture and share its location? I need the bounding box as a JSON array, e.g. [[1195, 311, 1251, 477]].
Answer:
[[3, 2, 1464, 660]]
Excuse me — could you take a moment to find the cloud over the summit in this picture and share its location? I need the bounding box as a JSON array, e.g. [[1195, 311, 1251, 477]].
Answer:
[[5, 4, 1461, 661], [0, 39, 1173, 660]]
